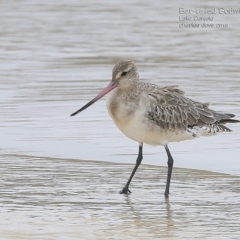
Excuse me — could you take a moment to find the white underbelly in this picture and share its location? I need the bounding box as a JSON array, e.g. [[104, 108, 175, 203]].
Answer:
[[108, 106, 184, 145], [113, 116, 169, 145], [114, 117, 217, 145]]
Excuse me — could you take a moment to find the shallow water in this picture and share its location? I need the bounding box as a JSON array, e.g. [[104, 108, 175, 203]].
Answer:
[[1, 0, 240, 175], [1, 0, 240, 239], [1, 154, 240, 240]]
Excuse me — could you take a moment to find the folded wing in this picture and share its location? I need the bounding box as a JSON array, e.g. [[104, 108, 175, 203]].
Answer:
[[146, 85, 236, 131]]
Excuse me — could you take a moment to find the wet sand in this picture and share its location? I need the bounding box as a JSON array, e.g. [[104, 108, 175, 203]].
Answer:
[[1, 154, 240, 240]]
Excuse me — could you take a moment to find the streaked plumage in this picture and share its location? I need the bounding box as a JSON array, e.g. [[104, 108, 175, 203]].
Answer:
[[107, 61, 238, 146], [71, 59, 239, 198]]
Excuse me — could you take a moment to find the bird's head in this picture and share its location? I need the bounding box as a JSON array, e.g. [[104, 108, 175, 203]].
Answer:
[[112, 60, 139, 89], [70, 60, 138, 117]]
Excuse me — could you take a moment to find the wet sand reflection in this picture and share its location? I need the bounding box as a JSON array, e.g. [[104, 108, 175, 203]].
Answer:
[[1, 154, 239, 239]]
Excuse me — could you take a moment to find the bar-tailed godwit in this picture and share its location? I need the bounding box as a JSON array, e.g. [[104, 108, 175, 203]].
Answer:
[[71, 60, 239, 198]]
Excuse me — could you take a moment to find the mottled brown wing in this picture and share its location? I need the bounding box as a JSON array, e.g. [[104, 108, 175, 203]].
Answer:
[[146, 85, 217, 131]]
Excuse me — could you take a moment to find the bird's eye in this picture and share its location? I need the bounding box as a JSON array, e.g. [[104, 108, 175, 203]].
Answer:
[[121, 71, 128, 76]]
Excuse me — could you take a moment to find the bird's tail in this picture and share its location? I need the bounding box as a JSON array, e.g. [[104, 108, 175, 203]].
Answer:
[[212, 111, 240, 124], [218, 118, 240, 124], [209, 111, 239, 132]]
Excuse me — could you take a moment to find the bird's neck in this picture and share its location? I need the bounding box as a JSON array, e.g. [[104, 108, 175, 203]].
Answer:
[[118, 79, 140, 93]]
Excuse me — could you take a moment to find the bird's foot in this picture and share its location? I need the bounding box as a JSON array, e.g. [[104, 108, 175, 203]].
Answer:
[[119, 187, 131, 194]]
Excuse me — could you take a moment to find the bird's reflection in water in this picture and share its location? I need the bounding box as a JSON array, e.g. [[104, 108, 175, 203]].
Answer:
[[165, 198, 174, 231], [122, 194, 176, 237]]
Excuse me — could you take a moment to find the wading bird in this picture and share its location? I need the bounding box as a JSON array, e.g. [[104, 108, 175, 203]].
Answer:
[[71, 60, 239, 198]]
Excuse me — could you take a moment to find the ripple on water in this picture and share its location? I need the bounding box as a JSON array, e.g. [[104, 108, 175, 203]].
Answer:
[[0, 154, 240, 239]]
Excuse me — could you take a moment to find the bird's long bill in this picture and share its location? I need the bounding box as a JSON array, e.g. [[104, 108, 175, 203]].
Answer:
[[70, 81, 117, 117]]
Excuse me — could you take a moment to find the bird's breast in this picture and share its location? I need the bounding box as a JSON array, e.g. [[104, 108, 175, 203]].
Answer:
[[106, 89, 139, 125], [106, 90, 164, 145]]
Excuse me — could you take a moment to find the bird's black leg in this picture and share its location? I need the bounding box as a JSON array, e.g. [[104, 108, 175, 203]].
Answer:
[[164, 144, 174, 198], [119, 143, 143, 194]]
